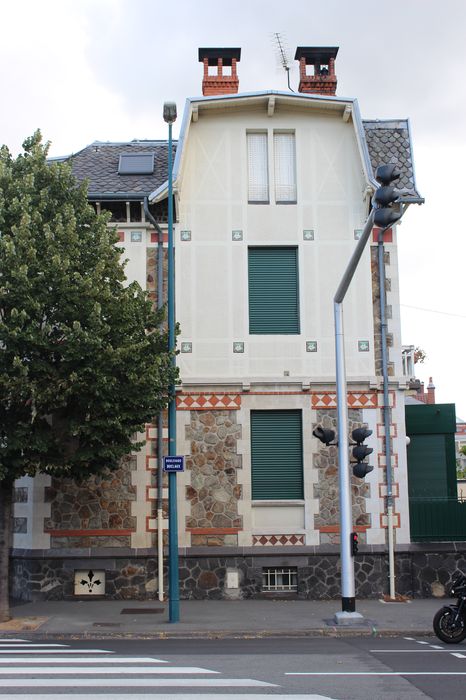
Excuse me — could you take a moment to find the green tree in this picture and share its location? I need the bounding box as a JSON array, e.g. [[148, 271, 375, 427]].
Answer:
[[0, 132, 177, 621]]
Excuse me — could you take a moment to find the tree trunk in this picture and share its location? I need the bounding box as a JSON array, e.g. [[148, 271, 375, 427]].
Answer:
[[0, 480, 13, 622]]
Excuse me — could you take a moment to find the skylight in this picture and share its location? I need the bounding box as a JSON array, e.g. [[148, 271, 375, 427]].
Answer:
[[118, 153, 154, 175]]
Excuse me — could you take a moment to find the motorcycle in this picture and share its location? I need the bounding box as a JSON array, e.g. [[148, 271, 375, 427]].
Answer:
[[433, 571, 466, 644]]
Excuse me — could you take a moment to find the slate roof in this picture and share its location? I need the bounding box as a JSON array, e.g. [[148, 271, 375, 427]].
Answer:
[[64, 121, 421, 201], [68, 140, 177, 197], [363, 120, 421, 199]]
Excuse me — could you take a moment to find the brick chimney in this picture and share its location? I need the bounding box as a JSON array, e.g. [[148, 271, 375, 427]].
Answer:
[[427, 377, 436, 405], [198, 48, 241, 96], [294, 47, 339, 96]]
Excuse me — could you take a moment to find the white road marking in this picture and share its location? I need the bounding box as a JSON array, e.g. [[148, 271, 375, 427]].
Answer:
[[0, 648, 113, 654], [0, 639, 27, 642], [0, 695, 332, 700], [0, 665, 218, 675], [451, 652, 466, 658], [403, 636, 415, 640], [416, 640, 430, 645], [286, 671, 466, 676], [430, 645, 444, 649], [0, 656, 167, 664], [0, 643, 66, 648], [370, 648, 458, 652], [0, 677, 276, 687]]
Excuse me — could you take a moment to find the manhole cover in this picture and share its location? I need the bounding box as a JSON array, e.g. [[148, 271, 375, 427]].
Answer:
[[93, 622, 121, 628], [120, 608, 164, 615]]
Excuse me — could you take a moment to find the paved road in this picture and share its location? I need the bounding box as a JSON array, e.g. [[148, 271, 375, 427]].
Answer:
[[1, 635, 466, 698]]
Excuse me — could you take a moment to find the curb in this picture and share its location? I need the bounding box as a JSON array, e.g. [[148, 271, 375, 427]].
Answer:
[[0, 628, 435, 640]]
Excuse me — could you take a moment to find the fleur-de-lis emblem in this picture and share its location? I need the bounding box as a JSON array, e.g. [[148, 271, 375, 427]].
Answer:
[[80, 569, 102, 593]]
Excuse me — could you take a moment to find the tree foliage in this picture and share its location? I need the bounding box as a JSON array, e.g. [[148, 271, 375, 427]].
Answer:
[[0, 131, 177, 484]]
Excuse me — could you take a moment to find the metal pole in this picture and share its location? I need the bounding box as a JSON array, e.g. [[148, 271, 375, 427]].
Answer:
[[334, 300, 355, 612], [167, 120, 180, 623], [333, 208, 374, 622]]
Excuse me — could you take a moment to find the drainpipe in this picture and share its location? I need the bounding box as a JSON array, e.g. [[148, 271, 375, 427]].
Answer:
[[144, 197, 165, 603], [377, 205, 410, 600], [377, 229, 396, 599]]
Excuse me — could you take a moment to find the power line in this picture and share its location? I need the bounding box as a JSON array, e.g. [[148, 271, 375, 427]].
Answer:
[[401, 303, 466, 319]]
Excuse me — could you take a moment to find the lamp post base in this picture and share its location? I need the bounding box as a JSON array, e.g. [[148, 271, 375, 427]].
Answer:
[[334, 611, 365, 625]]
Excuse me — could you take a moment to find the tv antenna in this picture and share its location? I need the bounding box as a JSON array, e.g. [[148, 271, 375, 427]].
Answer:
[[273, 32, 294, 92]]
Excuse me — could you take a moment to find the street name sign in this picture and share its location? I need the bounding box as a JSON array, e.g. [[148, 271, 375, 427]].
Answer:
[[163, 455, 185, 473]]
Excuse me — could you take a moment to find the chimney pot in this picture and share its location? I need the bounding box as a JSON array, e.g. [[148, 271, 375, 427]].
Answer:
[[294, 46, 339, 96], [198, 47, 241, 96]]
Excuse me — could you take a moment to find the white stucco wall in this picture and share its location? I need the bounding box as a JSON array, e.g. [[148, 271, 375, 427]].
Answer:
[[175, 105, 376, 382]]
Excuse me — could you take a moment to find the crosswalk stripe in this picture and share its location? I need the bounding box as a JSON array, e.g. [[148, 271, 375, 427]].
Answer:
[[0, 648, 113, 654], [0, 643, 66, 648], [0, 666, 218, 675], [0, 695, 333, 700], [0, 677, 276, 687], [0, 656, 167, 664], [0, 639, 28, 642]]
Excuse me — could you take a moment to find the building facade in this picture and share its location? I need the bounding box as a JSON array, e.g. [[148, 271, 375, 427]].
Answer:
[[11, 47, 426, 601]]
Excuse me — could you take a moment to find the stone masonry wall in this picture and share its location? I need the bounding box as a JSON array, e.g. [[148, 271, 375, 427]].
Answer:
[[313, 409, 370, 545], [44, 454, 137, 548], [185, 410, 242, 546], [11, 546, 466, 601]]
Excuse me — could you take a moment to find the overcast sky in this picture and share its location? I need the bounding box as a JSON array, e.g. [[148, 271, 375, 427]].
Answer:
[[2, 0, 465, 418]]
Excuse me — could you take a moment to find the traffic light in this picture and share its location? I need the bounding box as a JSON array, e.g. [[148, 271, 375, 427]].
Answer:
[[351, 531, 359, 556], [373, 163, 402, 228], [351, 427, 374, 478], [313, 426, 336, 446]]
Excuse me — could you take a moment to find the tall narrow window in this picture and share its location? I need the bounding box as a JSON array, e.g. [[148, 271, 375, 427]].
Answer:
[[247, 132, 269, 203], [274, 132, 297, 203], [248, 247, 300, 334], [251, 410, 304, 500]]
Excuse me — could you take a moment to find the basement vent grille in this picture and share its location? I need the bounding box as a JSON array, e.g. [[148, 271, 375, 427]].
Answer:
[[262, 566, 298, 592]]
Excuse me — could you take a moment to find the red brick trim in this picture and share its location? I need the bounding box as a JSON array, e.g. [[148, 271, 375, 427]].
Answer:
[[150, 232, 168, 243], [186, 527, 241, 534], [372, 227, 393, 243], [377, 452, 399, 468], [318, 525, 368, 533], [45, 528, 134, 537]]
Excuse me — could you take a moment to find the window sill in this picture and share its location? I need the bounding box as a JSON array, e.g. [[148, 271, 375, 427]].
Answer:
[[252, 500, 305, 507]]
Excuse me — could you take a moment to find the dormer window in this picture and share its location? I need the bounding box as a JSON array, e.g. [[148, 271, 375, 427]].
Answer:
[[118, 153, 154, 175]]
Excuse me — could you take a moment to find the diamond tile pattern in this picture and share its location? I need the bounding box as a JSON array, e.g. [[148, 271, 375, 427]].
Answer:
[[311, 392, 378, 408], [177, 394, 241, 410], [363, 120, 421, 198], [253, 534, 305, 546]]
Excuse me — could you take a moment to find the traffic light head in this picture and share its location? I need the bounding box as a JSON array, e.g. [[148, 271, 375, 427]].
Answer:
[[351, 531, 359, 556], [373, 163, 402, 228], [352, 462, 374, 479], [313, 426, 336, 446], [351, 427, 373, 478], [352, 427, 372, 444], [375, 163, 400, 186]]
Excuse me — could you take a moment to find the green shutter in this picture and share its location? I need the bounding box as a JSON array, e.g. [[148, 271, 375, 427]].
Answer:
[[251, 410, 303, 500], [248, 247, 300, 334]]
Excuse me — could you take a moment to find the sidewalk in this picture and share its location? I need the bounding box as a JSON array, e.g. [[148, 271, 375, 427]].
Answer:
[[0, 597, 442, 639]]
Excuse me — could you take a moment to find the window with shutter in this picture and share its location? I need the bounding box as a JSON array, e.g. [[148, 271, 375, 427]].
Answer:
[[248, 246, 300, 334], [251, 410, 304, 500], [274, 132, 297, 203], [247, 132, 269, 203]]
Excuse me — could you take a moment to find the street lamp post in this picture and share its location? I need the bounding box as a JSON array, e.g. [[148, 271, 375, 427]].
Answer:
[[163, 101, 179, 623]]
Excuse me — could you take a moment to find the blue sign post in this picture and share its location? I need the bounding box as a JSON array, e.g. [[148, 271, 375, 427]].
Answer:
[[163, 456, 185, 473]]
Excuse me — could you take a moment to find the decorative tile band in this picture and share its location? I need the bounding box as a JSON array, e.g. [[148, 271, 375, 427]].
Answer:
[[252, 534, 305, 546], [177, 393, 242, 410], [311, 392, 378, 409], [44, 528, 135, 537]]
